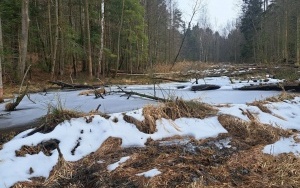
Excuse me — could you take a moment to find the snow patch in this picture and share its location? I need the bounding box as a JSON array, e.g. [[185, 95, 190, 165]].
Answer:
[[107, 156, 130, 172], [136, 168, 162, 178]]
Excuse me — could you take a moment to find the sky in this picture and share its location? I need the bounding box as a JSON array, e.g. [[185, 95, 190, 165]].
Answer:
[[177, 0, 242, 31]]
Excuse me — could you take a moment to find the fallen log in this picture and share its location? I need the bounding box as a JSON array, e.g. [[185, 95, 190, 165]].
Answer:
[[117, 86, 170, 102], [191, 84, 221, 91], [49, 81, 100, 89], [237, 84, 300, 92], [152, 77, 189, 83], [5, 84, 29, 111], [0, 112, 10, 117]]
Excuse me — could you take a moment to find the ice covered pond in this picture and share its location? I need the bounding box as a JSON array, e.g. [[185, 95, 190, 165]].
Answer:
[[0, 76, 281, 130]]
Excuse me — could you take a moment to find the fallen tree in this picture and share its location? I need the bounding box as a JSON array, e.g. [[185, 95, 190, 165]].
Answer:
[[191, 84, 221, 91], [5, 84, 29, 111], [117, 86, 170, 102], [237, 83, 300, 92], [49, 81, 101, 89]]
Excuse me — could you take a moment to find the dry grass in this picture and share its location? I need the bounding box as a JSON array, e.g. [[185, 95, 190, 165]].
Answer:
[[265, 91, 297, 102], [11, 117, 300, 188], [189, 147, 300, 188], [247, 100, 272, 114], [123, 99, 218, 134], [218, 115, 291, 148], [78, 88, 106, 96], [0, 131, 18, 150], [152, 61, 219, 74], [37, 108, 86, 134]]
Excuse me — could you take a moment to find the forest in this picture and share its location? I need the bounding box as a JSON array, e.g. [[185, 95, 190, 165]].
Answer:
[[1, 1, 300, 187], [0, 0, 299, 101]]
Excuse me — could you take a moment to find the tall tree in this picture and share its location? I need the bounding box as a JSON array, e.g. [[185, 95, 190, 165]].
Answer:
[[51, 0, 59, 79], [97, 0, 105, 77], [19, 0, 29, 79], [0, 15, 3, 102], [115, 0, 125, 76], [240, 0, 263, 63], [85, 0, 93, 78]]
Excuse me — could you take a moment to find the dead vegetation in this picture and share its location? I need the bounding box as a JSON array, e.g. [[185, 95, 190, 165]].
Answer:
[[0, 130, 18, 150], [123, 99, 218, 134], [10, 110, 300, 188], [5, 91, 300, 187], [25, 107, 86, 137], [15, 139, 60, 157], [218, 115, 291, 149], [265, 91, 297, 102]]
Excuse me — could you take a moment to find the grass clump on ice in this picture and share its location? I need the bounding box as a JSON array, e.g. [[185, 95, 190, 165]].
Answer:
[[265, 91, 297, 102]]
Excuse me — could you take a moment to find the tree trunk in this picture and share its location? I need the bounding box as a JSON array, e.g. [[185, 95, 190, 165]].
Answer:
[[19, 0, 30, 80], [58, 0, 64, 77], [48, 0, 53, 72], [0, 16, 3, 101], [115, 0, 125, 77], [85, 0, 93, 79], [97, 0, 105, 78], [68, 0, 77, 77], [51, 0, 59, 79], [283, 0, 288, 64], [297, 15, 300, 66]]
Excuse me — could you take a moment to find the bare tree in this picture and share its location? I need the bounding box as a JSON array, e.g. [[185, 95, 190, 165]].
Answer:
[[170, 0, 203, 70], [97, 0, 105, 78]]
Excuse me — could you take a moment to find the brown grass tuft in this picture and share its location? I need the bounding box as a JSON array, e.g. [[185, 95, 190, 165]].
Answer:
[[123, 99, 218, 134], [218, 115, 291, 148], [265, 91, 297, 102], [247, 100, 272, 114], [123, 114, 156, 134], [15, 139, 60, 157], [0, 131, 18, 150], [78, 88, 106, 96], [37, 109, 86, 134], [94, 137, 122, 157], [144, 99, 218, 121], [43, 156, 74, 187]]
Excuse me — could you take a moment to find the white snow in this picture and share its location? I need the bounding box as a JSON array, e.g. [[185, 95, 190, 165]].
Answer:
[[263, 136, 300, 156], [0, 76, 299, 187], [136, 168, 162, 178], [107, 156, 131, 172], [0, 109, 229, 187]]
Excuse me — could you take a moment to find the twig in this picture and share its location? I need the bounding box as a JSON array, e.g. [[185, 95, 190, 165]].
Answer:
[[95, 104, 101, 111], [70, 72, 74, 84], [0, 112, 10, 117], [116, 85, 170, 102], [19, 65, 32, 94], [26, 93, 36, 104]]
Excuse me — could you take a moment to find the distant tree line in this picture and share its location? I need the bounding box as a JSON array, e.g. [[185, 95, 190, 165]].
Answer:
[[240, 0, 300, 65]]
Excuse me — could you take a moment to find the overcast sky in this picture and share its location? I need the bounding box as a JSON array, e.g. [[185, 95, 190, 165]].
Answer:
[[177, 0, 242, 31]]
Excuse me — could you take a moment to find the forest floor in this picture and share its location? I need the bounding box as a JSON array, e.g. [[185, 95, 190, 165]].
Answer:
[[1, 62, 300, 187]]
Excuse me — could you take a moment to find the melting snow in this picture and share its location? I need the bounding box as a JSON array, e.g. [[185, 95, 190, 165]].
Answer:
[[107, 156, 131, 172], [136, 168, 162, 178]]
